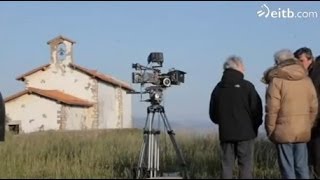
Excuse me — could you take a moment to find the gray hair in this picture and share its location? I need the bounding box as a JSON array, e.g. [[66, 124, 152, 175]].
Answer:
[[223, 55, 243, 70], [274, 49, 295, 64]]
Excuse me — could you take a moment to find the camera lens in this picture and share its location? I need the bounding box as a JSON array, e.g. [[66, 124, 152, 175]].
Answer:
[[162, 78, 171, 87]]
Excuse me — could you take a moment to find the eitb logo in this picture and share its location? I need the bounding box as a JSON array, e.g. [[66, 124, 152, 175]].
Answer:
[[257, 4, 270, 18], [256, 4, 318, 19]]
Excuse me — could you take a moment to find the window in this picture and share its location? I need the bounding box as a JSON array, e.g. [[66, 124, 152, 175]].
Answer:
[[8, 124, 19, 134], [57, 43, 67, 61]]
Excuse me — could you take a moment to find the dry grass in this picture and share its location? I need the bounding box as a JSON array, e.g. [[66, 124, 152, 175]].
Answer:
[[0, 129, 280, 178]]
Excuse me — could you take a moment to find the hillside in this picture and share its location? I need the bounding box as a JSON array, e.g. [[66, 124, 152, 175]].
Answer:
[[0, 129, 279, 178]]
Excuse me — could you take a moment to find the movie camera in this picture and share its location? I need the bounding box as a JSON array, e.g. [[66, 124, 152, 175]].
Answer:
[[130, 52, 186, 104]]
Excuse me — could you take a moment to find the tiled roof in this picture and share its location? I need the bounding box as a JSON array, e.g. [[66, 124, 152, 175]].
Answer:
[[69, 63, 134, 91], [16, 63, 134, 92], [4, 87, 93, 107], [47, 35, 76, 44], [16, 64, 51, 81]]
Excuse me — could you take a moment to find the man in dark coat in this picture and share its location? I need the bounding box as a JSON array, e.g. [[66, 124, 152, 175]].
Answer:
[[209, 55, 263, 179], [294, 47, 320, 178]]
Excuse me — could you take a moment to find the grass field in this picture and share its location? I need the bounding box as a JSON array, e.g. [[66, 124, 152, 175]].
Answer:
[[0, 129, 280, 179]]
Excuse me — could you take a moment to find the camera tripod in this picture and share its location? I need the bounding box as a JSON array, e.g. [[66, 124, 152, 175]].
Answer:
[[136, 104, 189, 179]]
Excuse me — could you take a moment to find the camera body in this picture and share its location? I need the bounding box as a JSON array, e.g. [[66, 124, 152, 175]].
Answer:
[[130, 52, 186, 105], [132, 52, 186, 88]]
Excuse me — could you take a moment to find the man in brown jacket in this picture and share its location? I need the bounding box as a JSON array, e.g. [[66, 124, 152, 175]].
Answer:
[[262, 49, 318, 179], [294, 47, 320, 178]]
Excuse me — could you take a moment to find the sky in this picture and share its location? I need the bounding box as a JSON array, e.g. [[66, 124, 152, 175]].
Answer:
[[1, 1, 320, 132]]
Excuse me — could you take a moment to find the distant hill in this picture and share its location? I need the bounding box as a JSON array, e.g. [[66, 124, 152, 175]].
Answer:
[[133, 116, 217, 135], [133, 116, 267, 138]]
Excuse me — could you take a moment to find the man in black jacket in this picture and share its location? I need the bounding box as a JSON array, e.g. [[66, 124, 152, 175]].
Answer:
[[294, 47, 320, 178], [209, 55, 263, 179]]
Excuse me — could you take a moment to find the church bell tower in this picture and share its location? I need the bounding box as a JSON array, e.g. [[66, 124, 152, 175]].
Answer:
[[47, 35, 76, 65]]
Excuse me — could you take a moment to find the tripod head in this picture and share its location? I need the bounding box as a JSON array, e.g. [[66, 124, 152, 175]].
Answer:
[[127, 85, 164, 106], [145, 86, 164, 105]]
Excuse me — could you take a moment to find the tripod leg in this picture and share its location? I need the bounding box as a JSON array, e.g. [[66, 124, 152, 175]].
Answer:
[[137, 109, 160, 179], [160, 111, 189, 179], [149, 111, 156, 178], [137, 139, 146, 179], [136, 112, 151, 179], [153, 119, 160, 177], [154, 129, 160, 177]]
